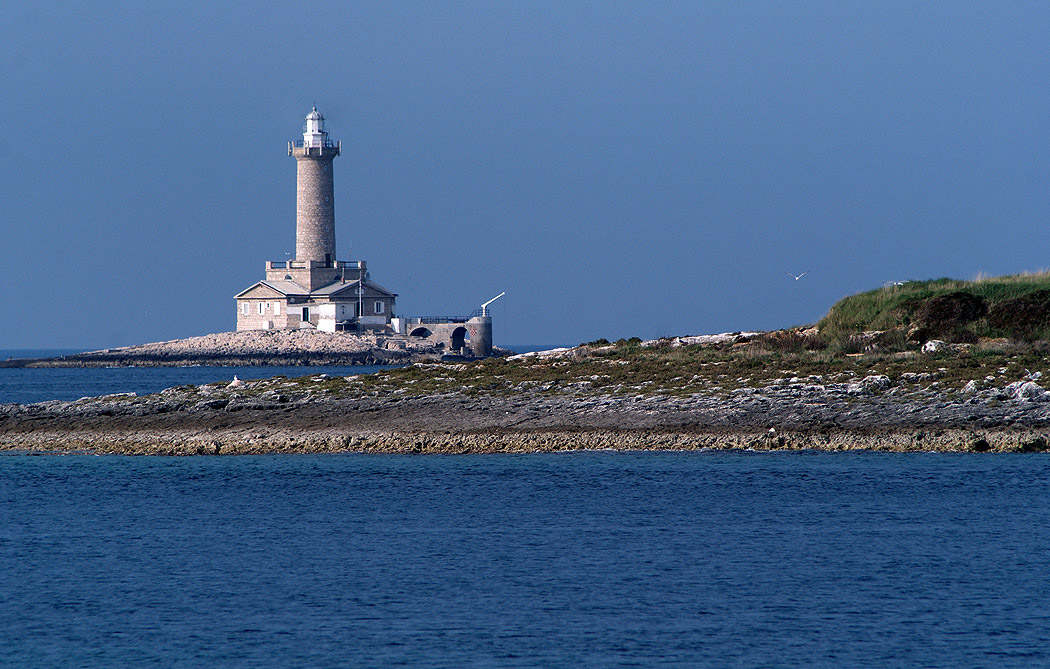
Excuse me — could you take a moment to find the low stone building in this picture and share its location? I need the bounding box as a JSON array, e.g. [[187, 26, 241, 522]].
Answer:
[[235, 268, 397, 332]]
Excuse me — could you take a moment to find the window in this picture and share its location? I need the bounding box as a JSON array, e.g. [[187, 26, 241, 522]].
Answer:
[[258, 302, 265, 315], [273, 302, 281, 316], [374, 301, 384, 314], [241, 302, 248, 316]]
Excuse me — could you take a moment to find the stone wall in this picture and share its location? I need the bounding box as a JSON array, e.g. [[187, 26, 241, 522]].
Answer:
[[404, 316, 490, 355], [293, 148, 337, 264], [236, 299, 295, 330], [267, 261, 362, 293]]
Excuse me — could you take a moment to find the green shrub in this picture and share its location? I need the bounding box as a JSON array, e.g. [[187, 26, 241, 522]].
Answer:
[[819, 272, 1050, 346], [987, 289, 1050, 341]]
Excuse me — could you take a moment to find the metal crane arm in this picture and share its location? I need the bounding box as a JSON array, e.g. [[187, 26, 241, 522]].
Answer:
[[481, 292, 505, 316]]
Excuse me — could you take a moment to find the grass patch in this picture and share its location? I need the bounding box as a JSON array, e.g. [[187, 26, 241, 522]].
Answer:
[[819, 271, 1050, 345], [138, 272, 1050, 403], [319, 335, 1050, 400]]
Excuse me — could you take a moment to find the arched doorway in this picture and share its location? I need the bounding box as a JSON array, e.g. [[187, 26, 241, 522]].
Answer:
[[450, 326, 469, 352], [410, 327, 433, 338]]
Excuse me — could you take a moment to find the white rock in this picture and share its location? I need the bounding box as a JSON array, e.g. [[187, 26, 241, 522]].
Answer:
[[961, 380, 978, 394], [1005, 380, 1049, 402], [507, 347, 573, 361], [643, 332, 763, 348], [99, 392, 136, 399], [861, 375, 892, 391], [922, 340, 946, 354], [227, 376, 245, 389]]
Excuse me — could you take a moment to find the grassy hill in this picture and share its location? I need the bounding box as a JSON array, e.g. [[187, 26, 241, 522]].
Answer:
[[818, 271, 1050, 346]]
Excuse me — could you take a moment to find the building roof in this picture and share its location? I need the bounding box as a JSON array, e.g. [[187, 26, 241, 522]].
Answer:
[[261, 279, 309, 295], [236, 278, 397, 300], [306, 107, 323, 120], [309, 281, 354, 297], [234, 279, 309, 299], [310, 278, 398, 298], [364, 280, 397, 297]]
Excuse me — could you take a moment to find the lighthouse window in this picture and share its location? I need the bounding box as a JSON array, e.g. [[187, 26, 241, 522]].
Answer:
[[273, 302, 281, 315], [241, 302, 248, 316], [258, 302, 265, 315], [374, 301, 384, 314], [323, 164, 328, 171]]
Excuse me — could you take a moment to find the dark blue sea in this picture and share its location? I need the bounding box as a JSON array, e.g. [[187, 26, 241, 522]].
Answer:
[[0, 363, 400, 405], [0, 346, 563, 404], [0, 348, 391, 405], [2, 451, 1050, 667]]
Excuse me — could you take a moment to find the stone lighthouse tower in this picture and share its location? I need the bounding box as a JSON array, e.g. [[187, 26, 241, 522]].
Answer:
[[235, 108, 494, 355], [289, 107, 340, 266], [236, 108, 400, 333]]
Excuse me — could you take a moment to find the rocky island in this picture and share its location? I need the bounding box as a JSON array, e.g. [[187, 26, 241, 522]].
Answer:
[[0, 329, 450, 368], [5, 273, 1050, 455]]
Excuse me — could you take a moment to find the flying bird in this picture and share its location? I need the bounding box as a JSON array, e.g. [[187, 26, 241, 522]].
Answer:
[[786, 271, 809, 281]]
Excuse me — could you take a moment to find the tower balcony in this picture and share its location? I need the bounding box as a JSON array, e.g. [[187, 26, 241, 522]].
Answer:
[[288, 139, 340, 158], [268, 260, 363, 271]]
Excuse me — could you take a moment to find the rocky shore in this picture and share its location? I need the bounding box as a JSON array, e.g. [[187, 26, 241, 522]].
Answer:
[[6, 328, 1050, 455], [12, 272, 1050, 455], [0, 330, 445, 368], [4, 363, 1050, 454]]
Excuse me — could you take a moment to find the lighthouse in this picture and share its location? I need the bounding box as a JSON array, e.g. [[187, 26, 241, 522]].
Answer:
[[236, 108, 398, 332], [289, 107, 340, 266], [233, 108, 497, 355]]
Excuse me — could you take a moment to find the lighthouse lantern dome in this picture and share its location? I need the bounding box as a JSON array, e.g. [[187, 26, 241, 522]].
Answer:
[[303, 107, 327, 147]]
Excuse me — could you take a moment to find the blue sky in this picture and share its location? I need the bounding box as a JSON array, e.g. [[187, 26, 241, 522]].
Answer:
[[3, 2, 1050, 348]]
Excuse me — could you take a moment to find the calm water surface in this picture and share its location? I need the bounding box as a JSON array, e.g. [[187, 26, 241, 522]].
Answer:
[[2, 451, 1049, 666], [0, 364, 399, 405], [0, 345, 564, 404]]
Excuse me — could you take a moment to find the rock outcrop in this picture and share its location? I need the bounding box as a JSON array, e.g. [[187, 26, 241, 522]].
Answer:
[[0, 330, 447, 368], [4, 370, 1050, 454]]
